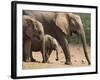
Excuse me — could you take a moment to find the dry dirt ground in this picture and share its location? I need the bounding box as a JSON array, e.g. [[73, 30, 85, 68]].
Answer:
[[22, 45, 91, 69]]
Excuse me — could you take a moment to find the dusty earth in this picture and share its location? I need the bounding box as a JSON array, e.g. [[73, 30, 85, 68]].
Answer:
[[22, 45, 90, 69]]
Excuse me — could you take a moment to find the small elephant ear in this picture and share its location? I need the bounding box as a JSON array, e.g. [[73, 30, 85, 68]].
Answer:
[[54, 13, 69, 35]]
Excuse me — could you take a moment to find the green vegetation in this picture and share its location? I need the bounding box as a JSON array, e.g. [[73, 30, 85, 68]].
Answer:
[[68, 13, 91, 46]]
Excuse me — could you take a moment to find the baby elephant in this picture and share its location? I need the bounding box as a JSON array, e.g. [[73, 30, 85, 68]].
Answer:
[[44, 34, 59, 62]]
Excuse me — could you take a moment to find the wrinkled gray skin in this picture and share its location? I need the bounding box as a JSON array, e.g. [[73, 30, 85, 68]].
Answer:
[[30, 34, 59, 62], [23, 15, 45, 62], [23, 11, 90, 65], [44, 34, 59, 61]]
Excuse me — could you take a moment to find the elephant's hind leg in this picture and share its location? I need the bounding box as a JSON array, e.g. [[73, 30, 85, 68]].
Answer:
[[23, 39, 36, 62], [57, 36, 72, 65]]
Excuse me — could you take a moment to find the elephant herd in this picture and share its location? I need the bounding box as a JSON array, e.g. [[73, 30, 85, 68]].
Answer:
[[23, 10, 90, 65]]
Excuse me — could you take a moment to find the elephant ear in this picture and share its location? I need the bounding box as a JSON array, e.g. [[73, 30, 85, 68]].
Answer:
[[54, 13, 70, 35]]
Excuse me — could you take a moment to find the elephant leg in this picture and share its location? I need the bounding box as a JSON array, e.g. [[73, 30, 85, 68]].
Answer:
[[55, 48, 59, 61], [41, 48, 47, 63], [45, 49, 49, 61], [41, 48, 51, 62], [57, 36, 72, 65], [46, 49, 52, 61], [23, 39, 32, 62], [23, 45, 26, 62]]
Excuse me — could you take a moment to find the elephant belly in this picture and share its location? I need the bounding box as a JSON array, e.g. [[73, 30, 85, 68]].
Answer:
[[32, 38, 42, 51], [32, 44, 42, 51]]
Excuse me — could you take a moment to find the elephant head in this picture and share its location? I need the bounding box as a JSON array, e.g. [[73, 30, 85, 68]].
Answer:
[[23, 15, 44, 40], [54, 13, 90, 65]]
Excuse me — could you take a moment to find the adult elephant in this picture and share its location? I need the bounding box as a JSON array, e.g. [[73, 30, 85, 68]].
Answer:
[[23, 11, 90, 65], [23, 15, 46, 62]]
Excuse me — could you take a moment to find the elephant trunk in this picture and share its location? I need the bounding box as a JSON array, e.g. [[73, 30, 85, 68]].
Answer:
[[79, 30, 91, 65], [42, 35, 46, 62]]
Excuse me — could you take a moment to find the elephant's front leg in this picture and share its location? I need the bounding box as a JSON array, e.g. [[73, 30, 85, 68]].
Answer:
[[45, 49, 52, 62], [58, 36, 72, 65], [23, 39, 36, 62], [41, 49, 47, 63], [23, 39, 32, 62]]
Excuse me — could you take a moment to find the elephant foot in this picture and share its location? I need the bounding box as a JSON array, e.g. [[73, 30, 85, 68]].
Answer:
[[31, 58, 36, 62], [42, 60, 47, 63], [42, 58, 48, 63], [23, 57, 27, 62], [42, 56, 48, 63], [88, 61, 91, 65], [24, 58, 31, 62], [65, 61, 72, 65]]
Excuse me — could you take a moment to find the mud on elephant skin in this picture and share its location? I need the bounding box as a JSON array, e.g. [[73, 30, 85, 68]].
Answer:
[[23, 11, 90, 65]]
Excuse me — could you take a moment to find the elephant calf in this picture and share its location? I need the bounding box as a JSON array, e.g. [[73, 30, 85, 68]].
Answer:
[[44, 34, 59, 62], [31, 34, 59, 62]]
